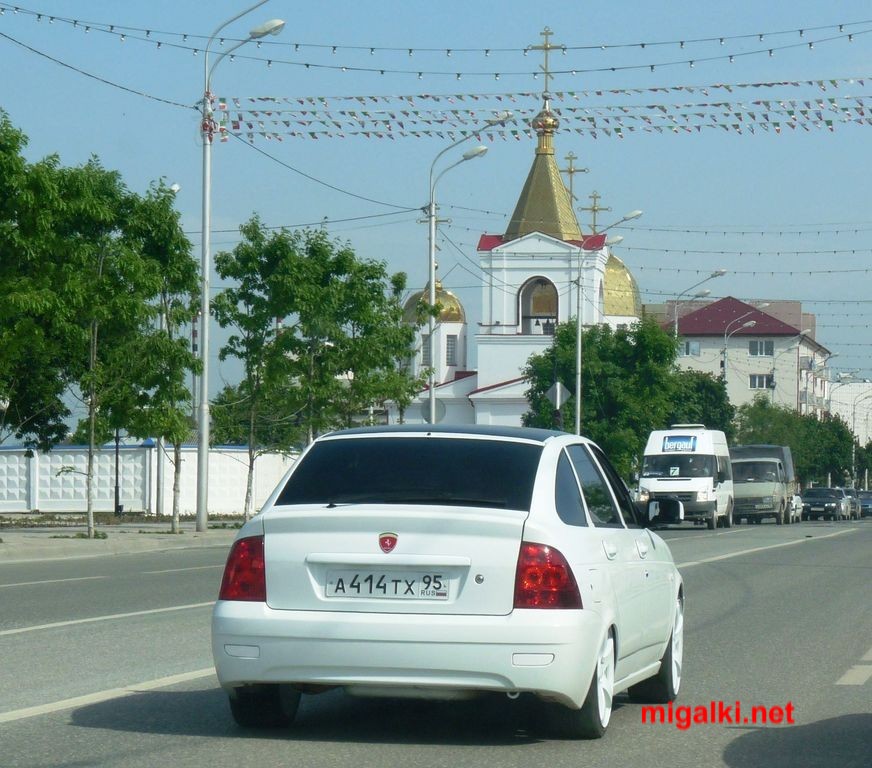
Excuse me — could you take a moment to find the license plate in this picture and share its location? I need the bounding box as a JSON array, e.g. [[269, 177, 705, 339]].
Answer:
[[326, 570, 449, 600], [811, 506, 825, 512]]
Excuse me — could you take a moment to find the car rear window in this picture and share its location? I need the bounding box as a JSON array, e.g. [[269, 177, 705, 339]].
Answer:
[[804, 488, 840, 498], [276, 436, 543, 511]]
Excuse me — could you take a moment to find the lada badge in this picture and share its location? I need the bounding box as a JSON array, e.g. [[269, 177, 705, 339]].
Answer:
[[379, 532, 398, 553]]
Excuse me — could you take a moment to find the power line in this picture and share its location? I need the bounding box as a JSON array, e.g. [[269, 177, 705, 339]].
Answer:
[[225, 131, 420, 211], [0, 30, 195, 110], [184, 211, 419, 239], [4, 3, 869, 75]]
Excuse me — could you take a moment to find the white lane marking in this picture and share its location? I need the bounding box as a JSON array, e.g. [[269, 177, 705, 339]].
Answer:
[[662, 528, 754, 543], [862, 646, 872, 663], [676, 528, 854, 568], [142, 565, 223, 575], [0, 576, 106, 589], [0, 668, 216, 724], [0, 602, 214, 637], [835, 666, 872, 686]]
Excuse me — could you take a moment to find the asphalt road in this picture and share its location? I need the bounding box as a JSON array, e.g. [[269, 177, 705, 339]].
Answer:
[[1, 520, 869, 768]]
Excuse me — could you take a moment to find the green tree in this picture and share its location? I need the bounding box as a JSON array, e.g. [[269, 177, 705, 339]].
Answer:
[[855, 441, 872, 489], [523, 318, 711, 477], [57, 160, 175, 537], [734, 397, 853, 486], [0, 113, 72, 449], [213, 219, 419, 518], [114, 182, 199, 532], [668, 369, 735, 440], [523, 318, 734, 477]]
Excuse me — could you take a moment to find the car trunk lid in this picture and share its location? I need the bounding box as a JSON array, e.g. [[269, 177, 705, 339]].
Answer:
[[263, 504, 528, 615]]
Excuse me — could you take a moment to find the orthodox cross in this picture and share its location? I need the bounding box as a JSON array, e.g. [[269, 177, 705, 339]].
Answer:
[[560, 151, 589, 202], [578, 190, 611, 234], [528, 26, 564, 98]]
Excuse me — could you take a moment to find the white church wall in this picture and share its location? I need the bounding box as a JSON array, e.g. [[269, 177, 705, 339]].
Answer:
[[475, 335, 552, 390]]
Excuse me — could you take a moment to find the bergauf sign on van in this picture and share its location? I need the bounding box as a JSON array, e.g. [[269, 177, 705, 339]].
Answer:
[[662, 435, 697, 452]]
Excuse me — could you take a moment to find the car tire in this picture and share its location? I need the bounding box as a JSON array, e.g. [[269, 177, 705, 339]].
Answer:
[[229, 685, 300, 728], [776, 504, 784, 525], [707, 512, 717, 530], [628, 594, 684, 704], [551, 631, 615, 739], [724, 502, 733, 528]]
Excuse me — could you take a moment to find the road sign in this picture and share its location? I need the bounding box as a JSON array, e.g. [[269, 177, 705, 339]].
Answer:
[[546, 382, 572, 409]]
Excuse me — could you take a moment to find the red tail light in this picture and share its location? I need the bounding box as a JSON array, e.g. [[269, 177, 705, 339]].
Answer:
[[514, 542, 582, 609], [219, 536, 266, 602]]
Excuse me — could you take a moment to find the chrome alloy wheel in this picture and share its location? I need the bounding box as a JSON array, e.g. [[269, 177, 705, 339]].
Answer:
[[670, 596, 684, 695], [596, 633, 616, 727]]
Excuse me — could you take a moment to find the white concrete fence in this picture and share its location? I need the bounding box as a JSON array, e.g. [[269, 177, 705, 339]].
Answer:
[[0, 443, 297, 516]]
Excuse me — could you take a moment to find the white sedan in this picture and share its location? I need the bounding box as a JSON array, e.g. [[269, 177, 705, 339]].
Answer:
[[212, 425, 684, 739]]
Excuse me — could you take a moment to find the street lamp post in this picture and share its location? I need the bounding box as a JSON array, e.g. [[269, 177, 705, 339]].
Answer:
[[769, 329, 810, 406], [672, 269, 726, 336], [425, 112, 513, 425], [574, 211, 642, 435], [197, 3, 285, 532], [813, 353, 842, 416], [722, 319, 756, 381]]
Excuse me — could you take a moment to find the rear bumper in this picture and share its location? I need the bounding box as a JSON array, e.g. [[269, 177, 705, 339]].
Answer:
[[211, 602, 606, 708]]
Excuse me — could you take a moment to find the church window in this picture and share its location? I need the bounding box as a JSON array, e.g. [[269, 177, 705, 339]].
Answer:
[[422, 335, 431, 367], [446, 335, 458, 366], [519, 278, 558, 335]]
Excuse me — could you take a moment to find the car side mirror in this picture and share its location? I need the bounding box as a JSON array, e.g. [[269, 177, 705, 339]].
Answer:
[[642, 496, 684, 527], [717, 470, 727, 484]]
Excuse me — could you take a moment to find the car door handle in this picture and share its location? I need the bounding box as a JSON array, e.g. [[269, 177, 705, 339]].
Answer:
[[636, 539, 649, 558], [603, 541, 619, 560]]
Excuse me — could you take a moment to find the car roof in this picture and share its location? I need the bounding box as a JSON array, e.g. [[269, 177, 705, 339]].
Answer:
[[321, 424, 571, 445]]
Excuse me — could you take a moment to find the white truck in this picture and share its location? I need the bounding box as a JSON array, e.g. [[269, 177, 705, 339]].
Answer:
[[638, 425, 734, 529], [730, 445, 799, 525]]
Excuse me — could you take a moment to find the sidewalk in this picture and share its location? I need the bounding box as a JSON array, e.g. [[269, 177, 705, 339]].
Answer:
[[0, 523, 238, 563]]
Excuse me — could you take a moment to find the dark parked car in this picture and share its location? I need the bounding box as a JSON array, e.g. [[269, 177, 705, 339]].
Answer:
[[858, 490, 872, 518], [801, 487, 850, 521]]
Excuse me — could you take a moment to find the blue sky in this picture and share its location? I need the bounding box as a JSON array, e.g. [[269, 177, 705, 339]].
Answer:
[[2, 1, 871, 412]]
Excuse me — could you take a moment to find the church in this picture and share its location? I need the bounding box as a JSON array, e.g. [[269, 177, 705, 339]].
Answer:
[[387, 93, 642, 427]]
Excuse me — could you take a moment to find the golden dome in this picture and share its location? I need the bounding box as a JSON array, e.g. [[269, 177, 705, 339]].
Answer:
[[403, 281, 466, 324], [532, 106, 560, 134], [603, 254, 642, 317]]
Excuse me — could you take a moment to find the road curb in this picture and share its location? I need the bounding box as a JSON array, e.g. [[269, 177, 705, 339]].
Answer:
[[0, 528, 237, 563]]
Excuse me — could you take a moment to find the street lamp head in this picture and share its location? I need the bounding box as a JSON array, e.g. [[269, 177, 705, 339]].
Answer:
[[742, 320, 757, 329], [169, 183, 181, 194], [604, 235, 624, 246], [462, 145, 488, 161], [711, 269, 727, 277], [624, 210, 643, 221], [487, 110, 514, 125], [694, 289, 711, 299], [250, 19, 285, 38]]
